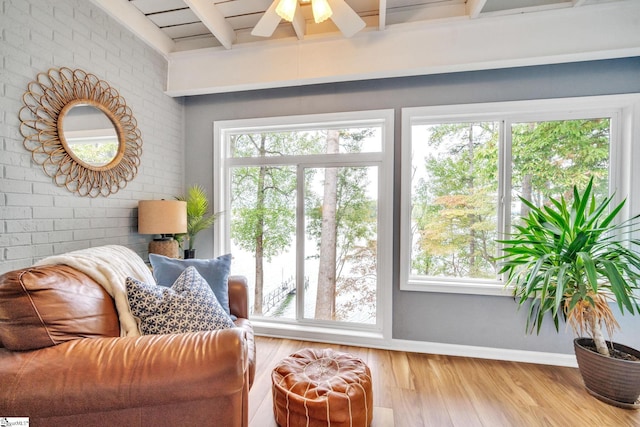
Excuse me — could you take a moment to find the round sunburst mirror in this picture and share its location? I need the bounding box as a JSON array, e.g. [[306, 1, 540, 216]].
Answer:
[[19, 67, 142, 197]]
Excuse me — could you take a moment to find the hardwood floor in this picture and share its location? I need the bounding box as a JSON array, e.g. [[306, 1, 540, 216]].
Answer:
[[249, 336, 640, 427]]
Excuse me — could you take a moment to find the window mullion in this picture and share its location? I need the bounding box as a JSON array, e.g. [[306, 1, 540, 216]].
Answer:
[[295, 165, 306, 322], [500, 120, 512, 238], [498, 119, 512, 282]]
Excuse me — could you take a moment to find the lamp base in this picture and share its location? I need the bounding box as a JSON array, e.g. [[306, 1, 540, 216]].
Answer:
[[149, 239, 179, 258]]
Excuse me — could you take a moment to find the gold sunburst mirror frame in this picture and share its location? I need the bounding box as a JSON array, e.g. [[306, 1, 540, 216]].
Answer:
[[19, 67, 142, 197]]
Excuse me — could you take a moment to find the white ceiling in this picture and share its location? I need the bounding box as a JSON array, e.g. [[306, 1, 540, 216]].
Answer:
[[97, 0, 617, 52], [89, 0, 639, 95]]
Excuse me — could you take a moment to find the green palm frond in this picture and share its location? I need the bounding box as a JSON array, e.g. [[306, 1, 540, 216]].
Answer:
[[175, 185, 218, 250], [496, 177, 640, 338]]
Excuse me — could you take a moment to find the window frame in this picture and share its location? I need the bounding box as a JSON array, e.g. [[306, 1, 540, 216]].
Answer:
[[400, 94, 640, 296], [214, 109, 395, 342]]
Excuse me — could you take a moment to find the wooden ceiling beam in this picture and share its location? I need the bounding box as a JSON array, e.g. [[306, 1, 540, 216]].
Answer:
[[183, 0, 236, 50], [379, 0, 387, 31], [89, 0, 175, 57], [466, 0, 487, 19]]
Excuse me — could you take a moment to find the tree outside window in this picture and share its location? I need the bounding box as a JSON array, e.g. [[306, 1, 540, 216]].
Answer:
[[228, 125, 384, 325], [409, 118, 610, 281]]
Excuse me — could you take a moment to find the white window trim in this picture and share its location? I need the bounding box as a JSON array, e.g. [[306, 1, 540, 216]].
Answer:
[[214, 109, 395, 343], [401, 94, 640, 296]]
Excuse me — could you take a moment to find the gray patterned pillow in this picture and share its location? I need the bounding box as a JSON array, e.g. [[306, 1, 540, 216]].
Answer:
[[126, 266, 235, 335]]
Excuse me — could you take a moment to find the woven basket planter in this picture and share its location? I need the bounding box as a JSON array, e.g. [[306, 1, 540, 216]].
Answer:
[[574, 338, 640, 409]]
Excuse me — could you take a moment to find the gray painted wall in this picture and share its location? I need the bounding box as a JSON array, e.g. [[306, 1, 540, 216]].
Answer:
[[0, 0, 185, 273], [184, 57, 640, 354]]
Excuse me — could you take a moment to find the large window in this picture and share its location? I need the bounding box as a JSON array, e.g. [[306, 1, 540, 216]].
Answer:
[[215, 111, 393, 336], [401, 96, 638, 295]]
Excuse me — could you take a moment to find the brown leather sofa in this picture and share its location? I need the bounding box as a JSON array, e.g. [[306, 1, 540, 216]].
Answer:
[[0, 264, 255, 427]]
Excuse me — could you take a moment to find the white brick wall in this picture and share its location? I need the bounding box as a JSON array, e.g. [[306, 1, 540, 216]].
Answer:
[[0, 0, 185, 273]]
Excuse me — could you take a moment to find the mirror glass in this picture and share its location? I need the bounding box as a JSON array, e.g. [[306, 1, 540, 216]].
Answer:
[[61, 104, 120, 167]]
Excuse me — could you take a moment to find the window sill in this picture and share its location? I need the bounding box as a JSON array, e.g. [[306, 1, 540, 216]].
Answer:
[[401, 278, 513, 297], [251, 319, 389, 348]]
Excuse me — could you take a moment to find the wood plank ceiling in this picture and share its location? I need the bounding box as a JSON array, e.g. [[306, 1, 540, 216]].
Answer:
[[123, 0, 616, 52]]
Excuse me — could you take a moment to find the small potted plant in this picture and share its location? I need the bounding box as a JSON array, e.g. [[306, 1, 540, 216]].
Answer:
[[497, 178, 640, 408], [175, 185, 218, 259]]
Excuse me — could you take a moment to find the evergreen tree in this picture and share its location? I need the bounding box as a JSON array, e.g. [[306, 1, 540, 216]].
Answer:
[[411, 118, 610, 279]]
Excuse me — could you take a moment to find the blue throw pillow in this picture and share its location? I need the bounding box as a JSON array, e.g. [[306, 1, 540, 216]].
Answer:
[[126, 266, 235, 335], [149, 253, 232, 317]]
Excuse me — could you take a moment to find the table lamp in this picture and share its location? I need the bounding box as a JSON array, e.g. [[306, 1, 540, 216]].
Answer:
[[138, 200, 187, 258]]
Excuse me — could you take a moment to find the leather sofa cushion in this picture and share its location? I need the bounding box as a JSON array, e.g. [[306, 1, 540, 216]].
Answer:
[[0, 265, 120, 351], [1, 329, 248, 418]]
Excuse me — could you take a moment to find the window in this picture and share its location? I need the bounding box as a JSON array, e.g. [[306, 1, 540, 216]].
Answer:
[[401, 95, 639, 295], [215, 111, 393, 337], [409, 120, 501, 281]]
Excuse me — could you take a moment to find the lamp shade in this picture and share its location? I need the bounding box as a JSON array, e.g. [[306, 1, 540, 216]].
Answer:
[[312, 0, 332, 23], [276, 0, 297, 22], [138, 200, 187, 235]]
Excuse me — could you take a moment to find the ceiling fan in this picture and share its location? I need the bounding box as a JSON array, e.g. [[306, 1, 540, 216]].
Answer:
[[252, 0, 366, 39]]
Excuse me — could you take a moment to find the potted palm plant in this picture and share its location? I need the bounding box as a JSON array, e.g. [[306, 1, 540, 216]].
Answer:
[[497, 178, 640, 408], [175, 185, 218, 259]]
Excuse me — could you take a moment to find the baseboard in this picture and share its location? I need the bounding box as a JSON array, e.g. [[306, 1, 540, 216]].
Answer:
[[390, 338, 578, 368], [254, 323, 578, 368]]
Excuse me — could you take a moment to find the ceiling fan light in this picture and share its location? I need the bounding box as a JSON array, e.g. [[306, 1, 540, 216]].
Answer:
[[276, 0, 297, 22], [312, 0, 332, 24]]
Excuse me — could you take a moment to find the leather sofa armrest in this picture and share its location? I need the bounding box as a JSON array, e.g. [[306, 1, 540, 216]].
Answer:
[[234, 318, 255, 388], [1, 328, 248, 418], [229, 275, 249, 319]]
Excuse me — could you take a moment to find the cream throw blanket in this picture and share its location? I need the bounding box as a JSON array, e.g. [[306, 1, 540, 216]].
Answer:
[[35, 245, 155, 337]]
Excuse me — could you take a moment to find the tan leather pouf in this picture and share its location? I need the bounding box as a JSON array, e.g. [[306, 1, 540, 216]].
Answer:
[[272, 348, 373, 427]]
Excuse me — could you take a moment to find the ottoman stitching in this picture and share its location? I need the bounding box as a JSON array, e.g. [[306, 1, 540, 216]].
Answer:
[[273, 349, 372, 427]]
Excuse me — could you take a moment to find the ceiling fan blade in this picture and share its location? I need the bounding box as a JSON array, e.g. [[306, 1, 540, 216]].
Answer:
[[251, 0, 281, 38], [327, 0, 366, 38], [291, 6, 306, 40]]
